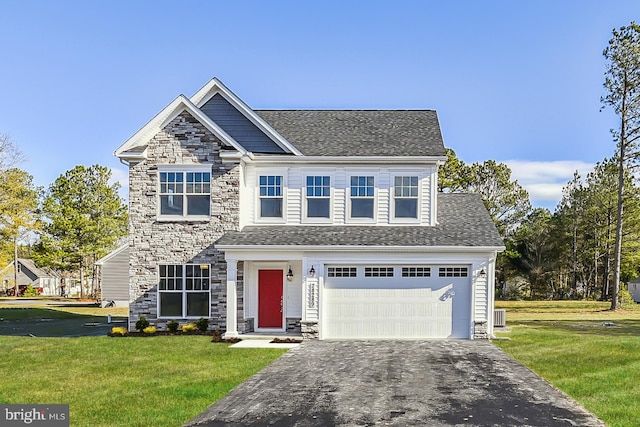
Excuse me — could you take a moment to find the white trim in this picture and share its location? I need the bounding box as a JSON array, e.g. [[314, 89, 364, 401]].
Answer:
[[302, 172, 333, 224], [95, 244, 128, 266], [217, 245, 506, 253], [190, 77, 303, 156], [156, 167, 213, 221], [115, 95, 248, 160], [346, 172, 378, 224], [254, 170, 288, 224], [156, 264, 212, 320], [245, 154, 447, 165], [389, 172, 422, 225]]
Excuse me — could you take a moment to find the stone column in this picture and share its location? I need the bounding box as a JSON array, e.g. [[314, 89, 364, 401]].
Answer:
[[224, 259, 238, 338]]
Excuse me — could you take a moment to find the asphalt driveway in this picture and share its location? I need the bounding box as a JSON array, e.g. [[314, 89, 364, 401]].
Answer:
[[184, 340, 605, 427]]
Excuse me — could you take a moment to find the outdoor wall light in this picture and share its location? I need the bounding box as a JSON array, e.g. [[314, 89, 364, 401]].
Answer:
[[286, 265, 294, 282], [479, 268, 487, 278], [309, 265, 316, 277]]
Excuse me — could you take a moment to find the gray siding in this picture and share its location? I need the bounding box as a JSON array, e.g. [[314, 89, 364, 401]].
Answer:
[[101, 247, 130, 303], [201, 93, 286, 154]]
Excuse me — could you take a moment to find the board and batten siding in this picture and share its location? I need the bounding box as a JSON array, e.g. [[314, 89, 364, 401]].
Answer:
[[200, 94, 285, 154]]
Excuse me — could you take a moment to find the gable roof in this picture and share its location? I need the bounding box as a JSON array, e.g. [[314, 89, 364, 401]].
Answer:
[[95, 245, 128, 266], [215, 193, 504, 249], [0, 259, 59, 279], [256, 110, 446, 157], [115, 78, 447, 161]]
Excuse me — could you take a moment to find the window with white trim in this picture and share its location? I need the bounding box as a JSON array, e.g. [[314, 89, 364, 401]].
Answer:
[[402, 267, 431, 277], [394, 176, 418, 218], [365, 267, 394, 277], [439, 267, 468, 277], [158, 264, 210, 318], [328, 267, 357, 277], [259, 175, 283, 218], [159, 171, 211, 217], [306, 176, 330, 218], [350, 176, 374, 218]]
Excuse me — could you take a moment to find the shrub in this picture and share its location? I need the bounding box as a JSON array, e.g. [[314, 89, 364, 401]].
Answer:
[[166, 320, 179, 333], [181, 323, 197, 333], [143, 326, 157, 335], [619, 288, 635, 307], [195, 317, 209, 332], [110, 327, 127, 336], [22, 285, 40, 297], [135, 316, 149, 332]]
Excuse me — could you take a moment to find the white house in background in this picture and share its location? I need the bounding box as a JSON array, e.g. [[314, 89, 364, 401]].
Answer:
[[114, 77, 505, 339], [628, 278, 640, 303], [95, 245, 130, 307], [0, 259, 61, 296]]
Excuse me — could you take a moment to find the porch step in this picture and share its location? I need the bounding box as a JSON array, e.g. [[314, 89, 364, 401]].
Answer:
[[238, 333, 303, 341]]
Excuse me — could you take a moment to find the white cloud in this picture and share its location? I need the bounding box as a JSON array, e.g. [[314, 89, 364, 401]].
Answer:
[[503, 160, 594, 208]]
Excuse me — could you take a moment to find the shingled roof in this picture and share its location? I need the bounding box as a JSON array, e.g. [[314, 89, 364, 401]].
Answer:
[[255, 110, 446, 157], [216, 193, 504, 248]]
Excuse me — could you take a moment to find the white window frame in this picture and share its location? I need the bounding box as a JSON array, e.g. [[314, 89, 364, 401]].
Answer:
[[157, 264, 212, 319], [157, 165, 212, 222], [303, 174, 332, 223], [255, 172, 287, 224], [347, 173, 377, 223], [390, 173, 421, 224]]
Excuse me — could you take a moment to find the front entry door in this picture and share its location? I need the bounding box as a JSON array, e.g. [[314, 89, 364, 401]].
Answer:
[[258, 270, 283, 328]]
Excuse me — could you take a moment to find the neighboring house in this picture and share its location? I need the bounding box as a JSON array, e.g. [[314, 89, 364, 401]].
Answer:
[[629, 278, 640, 303], [0, 259, 61, 296], [115, 77, 505, 339], [95, 245, 130, 307]]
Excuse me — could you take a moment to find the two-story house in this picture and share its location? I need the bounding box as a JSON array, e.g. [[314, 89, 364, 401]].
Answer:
[[115, 78, 504, 340]]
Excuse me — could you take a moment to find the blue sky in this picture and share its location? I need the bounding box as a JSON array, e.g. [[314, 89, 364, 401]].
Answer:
[[1, 1, 638, 209]]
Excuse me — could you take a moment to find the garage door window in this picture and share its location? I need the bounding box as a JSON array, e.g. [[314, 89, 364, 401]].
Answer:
[[365, 267, 394, 277], [402, 267, 431, 277], [439, 267, 468, 277], [328, 267, 357, 277]]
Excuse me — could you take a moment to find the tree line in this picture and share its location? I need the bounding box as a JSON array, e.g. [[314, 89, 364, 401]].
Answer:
[[0, 134, 128, 298]]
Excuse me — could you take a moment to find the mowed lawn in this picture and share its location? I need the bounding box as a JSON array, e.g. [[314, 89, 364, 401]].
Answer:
[[0, 305, 286, 427], [494, 300, 640, 427]]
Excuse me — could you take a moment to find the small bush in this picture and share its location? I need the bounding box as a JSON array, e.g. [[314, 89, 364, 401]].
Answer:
[[181, 323, 197, 333], [143, 326, 157, 335], [22, 285, 40, 297], [110, 327, 128, 336], [195, 317, 209, 332], [619, 288, 635, 307], [135, 316, 150, 332], [166, 320, 179, 333]]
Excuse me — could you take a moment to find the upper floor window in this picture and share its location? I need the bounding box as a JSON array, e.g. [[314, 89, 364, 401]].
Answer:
[[306, 176, 330, 218], [394, 176, 418, 219], [259, 175, 283, 218], [159, 171, 210, 218], [350, 176, 374, 218], [158, 264, 210, 318]]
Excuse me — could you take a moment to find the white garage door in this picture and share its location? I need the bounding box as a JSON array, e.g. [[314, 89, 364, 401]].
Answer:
[[323, 265, 471, 339]]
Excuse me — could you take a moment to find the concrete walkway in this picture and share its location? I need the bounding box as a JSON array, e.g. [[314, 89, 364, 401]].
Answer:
[[184, 340, 605, 427]]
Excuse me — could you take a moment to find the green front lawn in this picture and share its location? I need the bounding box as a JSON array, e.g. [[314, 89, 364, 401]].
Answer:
[[494, 300, 640, 427], [0, 335, 286, 427]]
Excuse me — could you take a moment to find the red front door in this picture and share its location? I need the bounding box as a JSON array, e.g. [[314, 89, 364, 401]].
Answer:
[[258, 270, 283, 328]]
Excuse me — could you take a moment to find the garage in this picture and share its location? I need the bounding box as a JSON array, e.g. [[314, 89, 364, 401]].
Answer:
[[322, 265, 472, 339]]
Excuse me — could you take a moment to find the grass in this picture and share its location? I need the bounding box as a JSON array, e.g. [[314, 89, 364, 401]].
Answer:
[[0, 306, 287, 427], [494, 300, 640, 427]]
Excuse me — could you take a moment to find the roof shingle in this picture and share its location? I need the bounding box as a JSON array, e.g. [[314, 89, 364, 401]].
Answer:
[[216, 193, 504, 248], [255, 110, 446, 157]]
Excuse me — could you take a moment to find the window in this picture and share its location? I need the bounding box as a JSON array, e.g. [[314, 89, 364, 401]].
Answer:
[[160, 171, 211, 217], [350, 176, 374, 218], [328, 267, 357, 277], [394, 176, 418, 219], [259, 175, 283, 218], [365, 267, 394, 277], [439, 267, 468, 277], [306, 176, 330, 218], [402, 267, 431, 277], [158, 264, 210, 318]]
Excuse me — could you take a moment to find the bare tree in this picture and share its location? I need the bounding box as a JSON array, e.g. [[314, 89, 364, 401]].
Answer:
[[0, 133, 25, 172]]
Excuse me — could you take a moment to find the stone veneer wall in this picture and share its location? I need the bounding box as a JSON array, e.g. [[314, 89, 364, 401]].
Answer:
[[128, 111, 240, 331]]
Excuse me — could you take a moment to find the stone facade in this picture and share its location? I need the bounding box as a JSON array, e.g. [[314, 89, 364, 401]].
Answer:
[[301, 321, 319, 340], [473, 320, 489, 339], [128, 111, 240, 331], [286, 318, 302, 334]]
